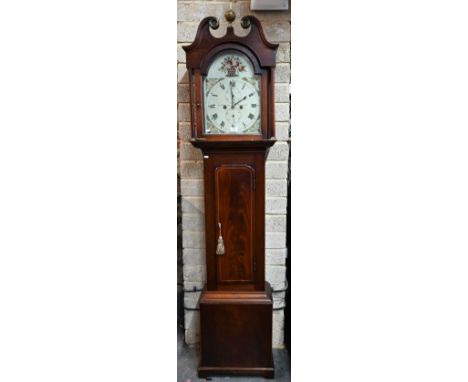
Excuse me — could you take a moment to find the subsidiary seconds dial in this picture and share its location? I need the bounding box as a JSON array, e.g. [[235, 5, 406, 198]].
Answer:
[[205, 77, 260, 134]]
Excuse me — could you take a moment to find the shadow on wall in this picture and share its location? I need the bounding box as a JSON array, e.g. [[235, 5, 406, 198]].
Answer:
[[177, 176, 184, 329]]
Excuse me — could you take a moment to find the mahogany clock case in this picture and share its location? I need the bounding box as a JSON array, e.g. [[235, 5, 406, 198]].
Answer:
[[183, 16, 279, 379]]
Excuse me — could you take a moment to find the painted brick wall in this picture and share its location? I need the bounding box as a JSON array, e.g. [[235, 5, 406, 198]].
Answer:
[[177, 0, 290, 348]]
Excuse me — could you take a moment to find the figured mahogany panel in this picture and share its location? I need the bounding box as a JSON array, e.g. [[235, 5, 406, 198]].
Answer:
[[203, 150, 266, 291], [215, 165, 254, 283]]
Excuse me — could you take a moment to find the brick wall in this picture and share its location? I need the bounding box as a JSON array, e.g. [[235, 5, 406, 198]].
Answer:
[[177, 0, 290, 348]]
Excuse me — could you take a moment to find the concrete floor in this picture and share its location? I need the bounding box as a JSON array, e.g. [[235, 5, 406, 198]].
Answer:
[[177, 325, 291, 382]]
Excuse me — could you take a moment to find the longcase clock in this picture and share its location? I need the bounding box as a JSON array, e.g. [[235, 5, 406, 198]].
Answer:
[[183, 14, 278, 379]]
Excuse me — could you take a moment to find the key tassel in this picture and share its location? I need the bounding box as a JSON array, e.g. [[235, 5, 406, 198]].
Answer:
[[216, 222, 225, 255]]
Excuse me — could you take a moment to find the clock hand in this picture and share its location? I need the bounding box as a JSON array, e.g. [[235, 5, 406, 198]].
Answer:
[[230, 81, 234, 108], [233, 95, 247, 107]]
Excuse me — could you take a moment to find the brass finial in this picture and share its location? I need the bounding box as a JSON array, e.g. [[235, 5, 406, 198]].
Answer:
[[224, 0, 236, 24]]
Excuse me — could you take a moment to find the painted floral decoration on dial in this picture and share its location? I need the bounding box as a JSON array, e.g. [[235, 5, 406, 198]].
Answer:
[[220, 56, 246, 77]]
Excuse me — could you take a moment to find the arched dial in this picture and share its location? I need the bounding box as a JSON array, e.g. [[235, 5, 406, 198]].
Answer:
[[205, 78, 260, 134], [203, 52, 261, 135]]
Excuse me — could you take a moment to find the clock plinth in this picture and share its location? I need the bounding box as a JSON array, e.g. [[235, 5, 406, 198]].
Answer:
[[198, 283, 274, 379], [184, 15, 278, 378]]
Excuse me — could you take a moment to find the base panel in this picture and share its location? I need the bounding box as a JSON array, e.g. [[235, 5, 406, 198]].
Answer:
[[197, 283, 274, 379]]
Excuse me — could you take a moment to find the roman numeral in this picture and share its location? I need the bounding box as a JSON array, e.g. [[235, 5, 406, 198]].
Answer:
[[208, 104, 215, 108], [211, 94, 218, 97], [248, 113, 255, 119], [220, 84, 225, 90], [242, 83, 246, 90], [220, 121, 225, 127], [248, 93, 254, 97], [251, 104, 257, 108]]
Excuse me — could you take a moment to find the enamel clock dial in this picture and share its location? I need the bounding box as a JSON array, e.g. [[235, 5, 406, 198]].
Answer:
[[203, 51, 261, 135]]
